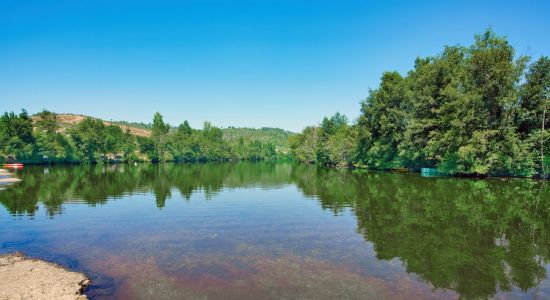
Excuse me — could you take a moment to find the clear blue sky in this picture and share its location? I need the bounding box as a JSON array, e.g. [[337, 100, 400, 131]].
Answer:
[[1, 0, 549, 132]]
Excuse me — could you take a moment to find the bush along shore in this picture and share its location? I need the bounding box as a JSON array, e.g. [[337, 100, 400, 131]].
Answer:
[[290, 29, 549, 179], [0, 110, 291, 165]]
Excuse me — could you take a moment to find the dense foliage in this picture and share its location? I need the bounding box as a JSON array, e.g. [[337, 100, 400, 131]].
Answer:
[[290, 30, 549, 178], [0, 110, 284, 164], [223, 127, 293, 155]]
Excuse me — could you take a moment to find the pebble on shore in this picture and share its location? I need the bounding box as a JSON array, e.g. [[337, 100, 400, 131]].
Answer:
[[0, 253, 90, 300]]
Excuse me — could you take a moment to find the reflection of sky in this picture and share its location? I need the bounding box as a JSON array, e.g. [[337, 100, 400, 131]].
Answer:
[[1, 167, 549, 299], [0, 185, 437, 299], [2, 185, 370, 260]]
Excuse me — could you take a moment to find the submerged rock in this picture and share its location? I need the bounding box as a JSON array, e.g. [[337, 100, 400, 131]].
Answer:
[[0, 253, 90, 300], [0, 177, 21, 185], [0, 169, 21, 186]]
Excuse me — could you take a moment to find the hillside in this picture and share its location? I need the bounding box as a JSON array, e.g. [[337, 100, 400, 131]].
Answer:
[[222, 127, 294, 151], [37, 114, 153, 137], [34, 113, 294, 148]]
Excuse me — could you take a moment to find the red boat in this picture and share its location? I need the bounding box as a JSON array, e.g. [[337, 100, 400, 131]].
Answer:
[[2, 163, 24, 169]]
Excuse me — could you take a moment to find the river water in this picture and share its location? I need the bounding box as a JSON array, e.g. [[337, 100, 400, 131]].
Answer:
[[1, 162, 549, 299]]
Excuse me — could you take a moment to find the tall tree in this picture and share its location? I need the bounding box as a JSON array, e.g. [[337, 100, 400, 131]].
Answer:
[[103, 124, 124, 158], [400, 46, 465, 169], [356, 71, 408, 169], [519, 56, 550, 176], [68, 117, 106, 163], [171, 120, 195, 161], [0, 110, 35, 161], [288, 126, 318, 164], [317, 112, 349, 165], [449, 29, 531, 176], [34, 110, 59, 134], [151, 112, 170, 162]]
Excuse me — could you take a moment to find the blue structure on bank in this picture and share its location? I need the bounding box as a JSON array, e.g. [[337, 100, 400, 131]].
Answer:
[[421, 168, 447, 177]]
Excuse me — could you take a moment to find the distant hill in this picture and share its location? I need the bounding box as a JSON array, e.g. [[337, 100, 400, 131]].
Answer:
[[222, 127, 295, 151], [33, 113, 294, 148], [48, 114, 152, 137]]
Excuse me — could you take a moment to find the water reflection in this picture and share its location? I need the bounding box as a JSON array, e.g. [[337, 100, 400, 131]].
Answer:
[[0, 163, 549, 299], [0, 163, 293, 216], [294, 167, 550, 299]]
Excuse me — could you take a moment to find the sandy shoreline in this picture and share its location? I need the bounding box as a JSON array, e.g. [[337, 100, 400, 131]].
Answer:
[[0, 253, 90, 300]]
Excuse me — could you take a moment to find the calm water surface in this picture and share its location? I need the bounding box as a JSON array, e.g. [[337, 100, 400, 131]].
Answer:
[[1, 162, 549, 299]]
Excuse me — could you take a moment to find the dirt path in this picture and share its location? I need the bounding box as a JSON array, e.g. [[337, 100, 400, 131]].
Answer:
[[0, 253, 90, 300]]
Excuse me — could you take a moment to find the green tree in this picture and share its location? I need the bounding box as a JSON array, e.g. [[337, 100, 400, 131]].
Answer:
[[179, 120, 192, 135], [288, 126, 318, 164], [137, 136, 155, 160], [519, 56, 550, 177], [34, 109, 59, 134], [317, 112, 349, 166], [296, 29, 545, 178], [198, 121, 231, 161], [325, 124, 357, 167], [171, 120, 196, 162], [399, 46, 465, 169], [442, 29, 532, 176], [103, 124, 124, 159], [34, 131, 75, 163], [68, 117, 106, 163], [356, 71, 408, 169], [151, 112, 171, 162], [0, 110, 35, 162], [120, 129, 138, 161]]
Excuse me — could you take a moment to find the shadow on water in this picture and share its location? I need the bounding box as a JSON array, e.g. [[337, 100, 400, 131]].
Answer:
[[0, 162, 549, 299]]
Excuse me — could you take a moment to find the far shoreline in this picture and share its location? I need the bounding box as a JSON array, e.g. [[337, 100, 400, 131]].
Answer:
[[4, 161, 549, 180]]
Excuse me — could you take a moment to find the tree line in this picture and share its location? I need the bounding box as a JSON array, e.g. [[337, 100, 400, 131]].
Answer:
[[0, 110, 283, 164], [289, 29, 549, 178]]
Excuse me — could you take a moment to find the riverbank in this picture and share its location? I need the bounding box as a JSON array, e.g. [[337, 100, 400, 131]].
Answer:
[[0, 253, 90, 300]]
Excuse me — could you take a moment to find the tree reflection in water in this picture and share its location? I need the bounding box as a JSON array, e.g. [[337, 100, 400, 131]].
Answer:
[[1, 162, 548, 299]]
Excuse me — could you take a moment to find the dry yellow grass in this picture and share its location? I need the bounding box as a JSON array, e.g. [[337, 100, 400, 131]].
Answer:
[[33, 114, 151, 137]]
